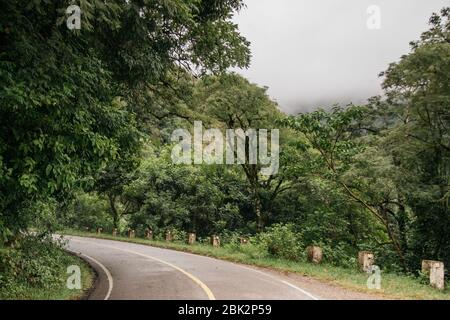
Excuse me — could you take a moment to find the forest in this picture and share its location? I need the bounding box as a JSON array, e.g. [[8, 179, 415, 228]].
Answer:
[[0, 1, 449, 299]]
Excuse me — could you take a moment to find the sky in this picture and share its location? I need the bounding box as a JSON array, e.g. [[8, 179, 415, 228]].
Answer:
[[232, 0, 449, 114]]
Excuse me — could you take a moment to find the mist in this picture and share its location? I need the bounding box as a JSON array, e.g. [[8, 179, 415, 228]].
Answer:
[[232, 0, 449, 114]]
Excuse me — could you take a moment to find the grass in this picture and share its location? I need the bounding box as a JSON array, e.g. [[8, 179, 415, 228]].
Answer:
[[36, 251, 94, 300], [0, 248, 94, 300], [62, 229, 450, 300]]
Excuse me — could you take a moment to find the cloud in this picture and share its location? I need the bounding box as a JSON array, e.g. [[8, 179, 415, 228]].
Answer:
[[232, 0, 448, 114]]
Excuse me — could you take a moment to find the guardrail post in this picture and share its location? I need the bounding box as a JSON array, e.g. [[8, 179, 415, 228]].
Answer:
[[145, 229, 153, 240], [112, 228, 117, 236], [187, 233, 196, 245], [306, 246, 323, 263], [358, 251, 374, 272], [422, 260, 445, 290], [128, 229, 135, 238], [211, 235, 220, 247], [165, 230, 173, 242]]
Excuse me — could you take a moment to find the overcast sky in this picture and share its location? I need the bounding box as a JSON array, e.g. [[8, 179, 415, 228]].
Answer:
[[232, 0, 448, 114]]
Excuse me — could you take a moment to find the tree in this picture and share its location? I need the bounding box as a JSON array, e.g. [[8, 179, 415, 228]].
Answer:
[[380, 7, 450, 268], [282, 106, 411, 269], [0, 0, 250, 242], [282, 7, 450, 270], [191, 73, 292, 231], [125, 146, 248, 236]]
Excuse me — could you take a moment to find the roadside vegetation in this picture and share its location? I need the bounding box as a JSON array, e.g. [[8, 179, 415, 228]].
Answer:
[[1, 1, 449, 299], [0, 234, 93, 300]]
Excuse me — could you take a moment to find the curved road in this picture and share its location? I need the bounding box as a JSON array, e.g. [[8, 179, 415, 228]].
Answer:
[[65, 236, 320, 300]]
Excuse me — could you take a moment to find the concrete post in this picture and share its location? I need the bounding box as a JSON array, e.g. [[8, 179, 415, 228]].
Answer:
[[128, 229, 135, 238], [187, 233, 196, 245], [112, 228, 117, 237], [97, 227, 103, 235], [145, 229, 153, 240], [422, 260, 445, 290], [358, 251, 374, 272], [306, 246, 323, 264], [211, 235, 220, 247], [165, 230, 173, 242]]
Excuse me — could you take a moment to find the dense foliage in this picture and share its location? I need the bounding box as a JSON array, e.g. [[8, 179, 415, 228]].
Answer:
[[0, 0, 249, 297], [0, 234, 85, 299], [0, 0, 250, 241], [0, 1, 448, 296], [61, 8, 449, 275]]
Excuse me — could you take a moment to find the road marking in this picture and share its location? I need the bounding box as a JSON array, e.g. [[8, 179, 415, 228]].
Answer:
[[68, 250, 113, 300], [69, 238, 216, 300], [281, 280, 320, 300], [237, 265, 320, 300]]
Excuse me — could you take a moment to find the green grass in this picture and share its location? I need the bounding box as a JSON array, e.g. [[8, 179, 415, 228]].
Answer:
[[31, 252, 94, 300], [0, 249, 94, 300], [62, 229, 450, 300]]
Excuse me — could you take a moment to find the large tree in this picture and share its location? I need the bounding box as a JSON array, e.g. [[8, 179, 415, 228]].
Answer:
[[380, 7, 450, 268], [191, 73, 294, 231], [283, 7, 450, 270], [0, 0, 250, 242]]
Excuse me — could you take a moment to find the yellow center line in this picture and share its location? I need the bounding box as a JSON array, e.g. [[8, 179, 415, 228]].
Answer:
[[69, 237, 216, 300]]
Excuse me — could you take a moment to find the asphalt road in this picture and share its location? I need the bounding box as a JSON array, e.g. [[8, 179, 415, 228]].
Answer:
[[65, 236, 320, 300]]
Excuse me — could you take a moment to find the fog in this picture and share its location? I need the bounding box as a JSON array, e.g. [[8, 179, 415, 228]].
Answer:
[[232, 0, 449, 114]]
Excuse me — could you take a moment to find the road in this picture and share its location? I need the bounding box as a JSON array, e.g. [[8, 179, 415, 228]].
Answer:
[[65, 236, 320, 300]]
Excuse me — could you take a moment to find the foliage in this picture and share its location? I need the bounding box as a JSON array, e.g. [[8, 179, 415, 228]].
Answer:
[[281, 7, 450, 272], [252, 223, 304, 261], [2, 1, 449, 293], [379, 7, 450, 270], [126, 146, 250, 236], [57, 193, 112, 232], [190, 73, 292, 230], [0, 234, 84, 299], [60, 7, 450, 274], [0, 0, 250, 241]]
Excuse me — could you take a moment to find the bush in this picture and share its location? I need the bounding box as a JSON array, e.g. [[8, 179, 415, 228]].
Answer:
[[171, 228, 187, 243], [253, 224, 304, 261], [58, 193, 112, 232], [0, 234, 76, 299], [320, 242, 357, 268], [220, 230, 245, 248]]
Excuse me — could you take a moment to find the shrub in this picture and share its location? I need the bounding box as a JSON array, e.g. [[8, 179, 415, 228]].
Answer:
[[220, 230, 245, 248], [320, 242, 357, 268], [58, 193, 112, 232], [253, 223, 304, 261], [171, 228, 187, 243], [0, 234, 75, 299]]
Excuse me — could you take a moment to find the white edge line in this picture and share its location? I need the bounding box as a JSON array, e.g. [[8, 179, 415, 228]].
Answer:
[[281, 280, 320, 301], [68, 249, 113, 300], [238, 265, 320, 300]]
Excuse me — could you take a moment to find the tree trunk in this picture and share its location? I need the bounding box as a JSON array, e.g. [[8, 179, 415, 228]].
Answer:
[[381, 208, 408, 271], [254, 192, 264, 232], [109, 194, 119, 229]]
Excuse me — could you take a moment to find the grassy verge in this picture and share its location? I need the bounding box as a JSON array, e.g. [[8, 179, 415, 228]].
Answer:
[[0, 246, 94, 300], [62, 229, 449, 300], [23, 252, 94, 300]]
